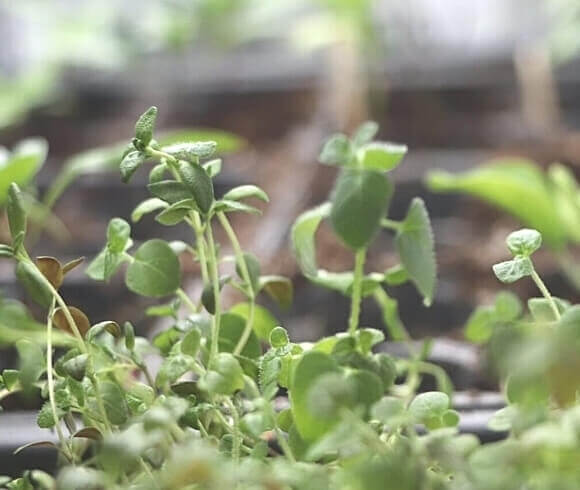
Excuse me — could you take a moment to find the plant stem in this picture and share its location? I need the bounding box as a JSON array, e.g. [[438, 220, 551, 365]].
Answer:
[[46, 298, 72, 461], [224, 399, 241, 464], [206, 223, 222, 367], [190, 212, 210, 283], [217, 212, 257, 355], [530, 266, 561, 321], [381, 218, 402, 232], [176, 287, 198, 314], [373, 288, 412, 342], [33, 263, 112, 431], [348, 248, 367, 335]]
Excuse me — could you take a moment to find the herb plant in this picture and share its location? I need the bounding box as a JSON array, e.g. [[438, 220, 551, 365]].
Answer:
[[2, 108, 580, 489]]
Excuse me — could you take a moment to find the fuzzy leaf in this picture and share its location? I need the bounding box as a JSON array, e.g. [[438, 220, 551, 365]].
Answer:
[[357, 142, 407, 171], [147, 180, 192, 204], [395, 198, 437, 306], [290, 351, 340, 442], [223, 185, 269, 203], [258, 275, 293, 309], [331, 168, 392, 249], [131, 198, 168, 222], [291, 202, 331, 276], [134, 106, 157, 146], [492, 257, 533, 284], [319, 134, 352, 166], [506, 228, 542, 256], [175, 160, 214, 214], [120, 151, 146, 183], [125, 240, 181, 297]]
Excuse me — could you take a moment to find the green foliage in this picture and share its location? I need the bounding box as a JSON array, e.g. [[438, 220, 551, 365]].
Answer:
[[125, 239, 181, 297], [330, 168, 393, 249], [6, 108, 579, 490]]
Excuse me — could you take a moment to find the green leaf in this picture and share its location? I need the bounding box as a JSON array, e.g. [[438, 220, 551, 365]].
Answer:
[[155, 199, 197, 226], [269, 326, 289, 348], [86, 247, 127, 282], [0, 139, 47, 204], [528, 297, 569, 322], [230, 302, 277, 340], [426, 159, 567, 249], [155, 355, 191, 387], [147, 180, 192, 204], [291, 202, 331, 276], [16, 261, 52, 307], [307, 372, 356, 418], [131, 198, 168, 222], [16, 339, 44, 392], [37, 401, 60, 429], [319, 134, 352, 166], [149, 163, 168, 183], [175, 160, 214, 214], [352, 121, 379, 147], [134, 106, 157, 147], [218, 313, 261, 359], [395, 198, 437, 306], [409, 391, 450, 423], [258, 275, 293, 309], [290, 351, 340, 442], [259, 353, 282, 400], [125, 240, 181, 297], [492, 257, 533, 284], [106, 218, 131, 253], [357, 142, 407, 171], [506, 228, 542, 256], [213, 200, 260, 215], [120, 151, 146, 183], [330, 168, 393, 249], [464, 307, 496, 344], [235, 252, 261, 293], [494, 291, 523, 321], [163, 141, 217, 161], [383, 264, 409, 286], [223, 185, 269, 203], [100, 381, 129, 425], [7, 183, 27, 248], [160, 129, 245, 154], [200, 353, 245, 395], [203, 158, 222, 177], [181, 329, 201, 357], [62, 354, 88, 381], [347, 369, 384, 411], [371, 396, 405, 424]]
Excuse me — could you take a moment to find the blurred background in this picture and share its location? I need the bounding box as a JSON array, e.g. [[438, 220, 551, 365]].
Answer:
[[3, 0, 580, 473]]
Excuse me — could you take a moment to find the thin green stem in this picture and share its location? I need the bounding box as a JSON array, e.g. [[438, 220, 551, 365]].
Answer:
[[381, 218, 402, 232], [373, 288, 412, 343], [191, 212, 210, 283], [31, 262, 112, 431], [176, 287, 198, 314], [206, 224, 222, 367], [233, 301, 255, 356], [530, 267, 561, 321], [224, 399, 241, 464], [348, 248, 367, 335], [217, 212, 257, 355], [264, 400, 295, 462], [46, 297, 71, 461]]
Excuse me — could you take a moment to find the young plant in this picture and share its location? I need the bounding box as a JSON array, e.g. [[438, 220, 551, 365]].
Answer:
[[10, 110, 580, 489]]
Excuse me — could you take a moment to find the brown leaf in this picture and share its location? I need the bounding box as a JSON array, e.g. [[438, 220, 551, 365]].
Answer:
[[53, 306, 91, 338], [62, 256, 85, 275], [73, 427, 103, 441], [35, 256, 63, 289], [14, 440, 58, 455]]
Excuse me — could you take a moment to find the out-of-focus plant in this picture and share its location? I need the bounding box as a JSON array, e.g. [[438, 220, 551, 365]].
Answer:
[[426, 158, 580, 290]]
